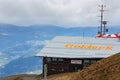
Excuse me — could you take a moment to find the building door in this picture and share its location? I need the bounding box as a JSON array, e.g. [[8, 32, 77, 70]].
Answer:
[[70, 64, 82, 72], [70, 60, 83, 72]]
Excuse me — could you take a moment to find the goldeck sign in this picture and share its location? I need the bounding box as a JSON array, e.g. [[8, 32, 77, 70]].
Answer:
[[65, 44, 113, 51], [71, 60, 82, 64]]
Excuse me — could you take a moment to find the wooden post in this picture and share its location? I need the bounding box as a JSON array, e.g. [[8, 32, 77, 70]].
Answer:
[[44, 64, 47, 80]]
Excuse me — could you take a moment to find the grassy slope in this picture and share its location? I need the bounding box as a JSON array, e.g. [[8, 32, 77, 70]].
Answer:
[[68, 52, 120, 80]]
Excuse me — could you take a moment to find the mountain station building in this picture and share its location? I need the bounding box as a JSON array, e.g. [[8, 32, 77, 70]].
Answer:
[[36, 36, 120, 76]]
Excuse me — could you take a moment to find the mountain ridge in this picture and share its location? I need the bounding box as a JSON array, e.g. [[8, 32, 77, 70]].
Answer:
[[0, 23, 120, 78]]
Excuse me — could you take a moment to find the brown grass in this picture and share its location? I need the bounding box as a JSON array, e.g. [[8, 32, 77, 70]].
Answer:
[[66, 52, 120, 80], [47, 72, 73, 80], [13, 76, 22, 80]]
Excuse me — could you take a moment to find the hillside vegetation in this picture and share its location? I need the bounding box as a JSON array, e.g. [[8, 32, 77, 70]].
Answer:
[[67, 52, 120, 80]]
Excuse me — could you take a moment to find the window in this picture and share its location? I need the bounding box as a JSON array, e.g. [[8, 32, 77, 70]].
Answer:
[[84, 60, 90, 67], [46, 58, 51, 63], [58, 58, 63, 62], [52, 58, 57, 61], [84, 60, 97, 67], [84, 60, 90, 63], [91, 60, 97, 64]]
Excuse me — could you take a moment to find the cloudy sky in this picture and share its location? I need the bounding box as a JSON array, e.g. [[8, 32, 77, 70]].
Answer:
[[0, 0, 120, 27]]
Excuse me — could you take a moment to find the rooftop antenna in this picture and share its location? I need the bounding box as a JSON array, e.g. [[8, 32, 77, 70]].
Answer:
[[98, 4, 106, 35], [103, 21, 107, 34]]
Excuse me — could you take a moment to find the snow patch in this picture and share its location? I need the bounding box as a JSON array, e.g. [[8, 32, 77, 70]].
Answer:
[[0, 52, 10, 68], [0, 52, 3, 56], [10, 55, 20, 60], [26, 70, 42, 74], [26, 40, 49, 46], [0, 33, 9, 36]]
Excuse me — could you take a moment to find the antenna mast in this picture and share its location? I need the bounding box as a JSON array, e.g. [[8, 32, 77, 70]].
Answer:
[[98, 4, 106, 35]]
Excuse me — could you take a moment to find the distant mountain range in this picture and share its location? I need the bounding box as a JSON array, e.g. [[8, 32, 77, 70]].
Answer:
[[0, 23, 120, 77]]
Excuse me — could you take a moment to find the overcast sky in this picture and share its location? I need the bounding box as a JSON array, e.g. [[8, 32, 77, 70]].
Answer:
[[0, 0, 120, 27]]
